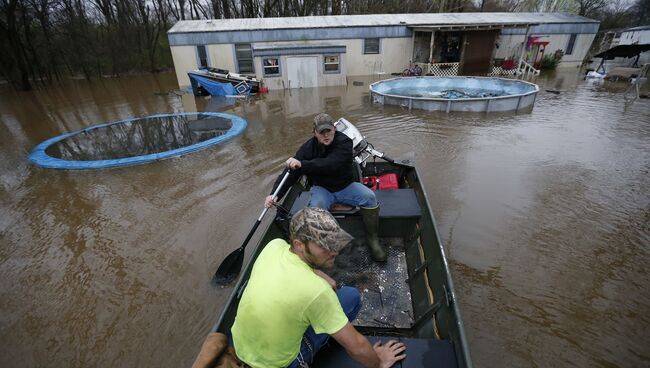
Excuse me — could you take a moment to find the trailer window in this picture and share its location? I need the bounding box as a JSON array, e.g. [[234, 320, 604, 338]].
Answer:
[[235, 44, 254, 73], [263, 58, 280, 76], [364, 38, 380, 54], [324, 55, 340, 73], [566, 34, 577, 55], [197, 45, 209, 68]]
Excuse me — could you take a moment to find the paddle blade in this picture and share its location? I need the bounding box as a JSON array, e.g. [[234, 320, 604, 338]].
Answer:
[[212, 247, 245, 286]]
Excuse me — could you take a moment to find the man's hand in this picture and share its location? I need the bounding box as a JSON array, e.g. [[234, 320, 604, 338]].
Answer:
[[373, 340, 406, 368], [286, 157, 301, 170], [264, 195, 277, 209]]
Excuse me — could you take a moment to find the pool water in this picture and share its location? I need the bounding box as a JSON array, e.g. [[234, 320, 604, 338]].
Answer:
[[29, 112, 247, 169]]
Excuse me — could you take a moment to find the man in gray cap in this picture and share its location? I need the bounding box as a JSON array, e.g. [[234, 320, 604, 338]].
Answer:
[[264, 113, 385, 262], [230, 207, 406, 368]]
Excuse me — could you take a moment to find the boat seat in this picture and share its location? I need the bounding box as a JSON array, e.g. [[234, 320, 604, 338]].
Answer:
[[312, 336, 457, 368], [289, 189, 421, 218]]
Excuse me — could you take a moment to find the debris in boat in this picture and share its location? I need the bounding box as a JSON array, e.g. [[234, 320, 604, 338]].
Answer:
[[330, 240, 413, 328]]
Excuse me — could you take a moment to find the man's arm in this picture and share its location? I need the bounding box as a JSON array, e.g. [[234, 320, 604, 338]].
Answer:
[[267, 139, 314, 203], [300, 134, 353, 175], [313, 269, 336, 289], [265, 166, 301, 208], [331, 323, 406, 368]]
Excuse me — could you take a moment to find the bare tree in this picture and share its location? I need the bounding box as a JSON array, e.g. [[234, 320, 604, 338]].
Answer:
[[1, 0, 645, 91], [0, 0, 32, 89], [576, 0, 606, 17]]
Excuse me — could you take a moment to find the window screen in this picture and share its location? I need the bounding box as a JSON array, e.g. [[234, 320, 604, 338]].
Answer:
[[197, 45, 208, 68], [324, 55, 340, 73], [263, 58, 280, 76], [235, 44, 254, 73], [364, 38, 380, 54], [566, 34, 577, 55]]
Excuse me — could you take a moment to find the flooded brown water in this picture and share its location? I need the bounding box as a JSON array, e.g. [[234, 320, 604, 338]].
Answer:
[[1, 72, 649, 367]]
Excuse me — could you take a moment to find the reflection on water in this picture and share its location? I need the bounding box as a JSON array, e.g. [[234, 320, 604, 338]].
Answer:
[[45, 114, 232, 160], [0, 71, 649, 368]]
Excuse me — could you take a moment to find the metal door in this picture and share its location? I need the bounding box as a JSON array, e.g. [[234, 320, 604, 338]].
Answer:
[[460, 31, 498, 75], [287, 57, 318, 89]]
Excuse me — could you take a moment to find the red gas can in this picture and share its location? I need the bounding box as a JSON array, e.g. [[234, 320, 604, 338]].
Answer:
[[363, 173, 399, 190]]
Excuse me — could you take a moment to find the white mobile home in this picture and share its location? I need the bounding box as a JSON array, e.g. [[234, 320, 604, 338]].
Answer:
[[617, 25, 650, 46], [617, 25, 650, 65], [167, 13, 599, 90]]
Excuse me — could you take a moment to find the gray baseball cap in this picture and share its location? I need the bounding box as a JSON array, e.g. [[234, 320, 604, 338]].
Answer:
[[290, 207, 353, 252], [313, 113, 336, 133]]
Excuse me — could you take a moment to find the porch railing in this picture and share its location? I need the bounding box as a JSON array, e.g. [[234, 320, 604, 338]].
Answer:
[[515, 59, 540, 80], [413, 60, 539, 81]]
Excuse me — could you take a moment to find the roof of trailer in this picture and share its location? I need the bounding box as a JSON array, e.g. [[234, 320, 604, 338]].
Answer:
[[168, 12, 597, 33]]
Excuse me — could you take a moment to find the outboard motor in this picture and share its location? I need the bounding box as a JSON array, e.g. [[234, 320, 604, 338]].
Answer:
[[334, 117, 397, 166], [334, 118, 368, 159]]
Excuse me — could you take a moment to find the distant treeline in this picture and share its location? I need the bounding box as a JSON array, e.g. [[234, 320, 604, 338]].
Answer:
[[1, 0, 648, 91]]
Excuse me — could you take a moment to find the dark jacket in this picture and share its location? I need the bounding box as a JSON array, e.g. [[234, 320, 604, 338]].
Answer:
[[271, 131, 354, 199]]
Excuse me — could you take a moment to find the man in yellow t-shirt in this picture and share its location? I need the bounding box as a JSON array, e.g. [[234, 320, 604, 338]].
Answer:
[[231, 207, 406, 368]]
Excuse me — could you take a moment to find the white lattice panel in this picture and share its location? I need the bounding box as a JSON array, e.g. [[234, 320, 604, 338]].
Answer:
[[426, 62, 460, 76], [488, 66, 518, 77]]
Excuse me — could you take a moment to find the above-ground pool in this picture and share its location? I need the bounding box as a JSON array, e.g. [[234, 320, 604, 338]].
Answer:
[[370, 76, 539, 113], [29, 112, 247, 169]]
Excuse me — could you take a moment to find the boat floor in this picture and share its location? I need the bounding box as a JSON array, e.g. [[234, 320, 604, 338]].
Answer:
[[329, 237, 414, 329], [312, 336, 458, 368]]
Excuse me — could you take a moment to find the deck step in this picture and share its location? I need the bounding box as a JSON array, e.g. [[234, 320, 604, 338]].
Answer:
[[289, 189, 421, 218], [312, 336, 457, 368]]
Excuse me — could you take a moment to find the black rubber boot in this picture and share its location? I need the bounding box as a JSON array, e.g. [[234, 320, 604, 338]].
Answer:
[[361, 205, 386, 262]]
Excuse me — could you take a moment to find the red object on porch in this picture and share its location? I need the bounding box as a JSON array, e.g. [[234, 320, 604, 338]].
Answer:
[[502, 59, 515, 70]]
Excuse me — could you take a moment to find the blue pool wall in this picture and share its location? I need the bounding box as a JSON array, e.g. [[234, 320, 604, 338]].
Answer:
[[28, 112, 247, 170]]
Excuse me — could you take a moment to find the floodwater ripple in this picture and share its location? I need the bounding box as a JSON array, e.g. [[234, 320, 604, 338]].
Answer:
[[0, 71, 649, 368]]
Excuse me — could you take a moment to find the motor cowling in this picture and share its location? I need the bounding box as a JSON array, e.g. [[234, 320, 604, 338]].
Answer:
[[334, 118, 369, 159]]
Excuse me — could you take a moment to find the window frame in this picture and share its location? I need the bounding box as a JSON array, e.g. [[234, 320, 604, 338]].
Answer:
[[323, 54, 341, 74], [363, 38, 380, 54], [565, 34, 577, 55], [196, 45, 209, 69], [234, 43, 254, 74], [262, 57, 281, 77]]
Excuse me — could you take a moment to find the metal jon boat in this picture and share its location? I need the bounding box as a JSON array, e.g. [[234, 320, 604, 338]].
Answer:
[[212, 119, 472, 367]]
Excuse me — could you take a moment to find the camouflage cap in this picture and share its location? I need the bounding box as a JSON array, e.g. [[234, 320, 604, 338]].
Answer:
[[313, 113, 336, 133], [290, 207, 353, 252]]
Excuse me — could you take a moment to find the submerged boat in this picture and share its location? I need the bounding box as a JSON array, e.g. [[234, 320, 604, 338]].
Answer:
[[188, 68, 262, 96], [211, 119, 472, 367]]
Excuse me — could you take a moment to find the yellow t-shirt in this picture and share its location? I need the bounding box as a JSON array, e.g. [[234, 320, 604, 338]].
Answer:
[[231, 238, 348, 368]]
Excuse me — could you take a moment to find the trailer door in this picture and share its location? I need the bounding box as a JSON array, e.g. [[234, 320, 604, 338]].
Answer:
[[287, 57, 318, 89], [460, 31, 498, 75]]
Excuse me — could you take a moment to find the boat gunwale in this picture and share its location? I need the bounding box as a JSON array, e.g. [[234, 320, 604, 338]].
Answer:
[[211, 163, 472, 367], [409, 165, 473, 367]]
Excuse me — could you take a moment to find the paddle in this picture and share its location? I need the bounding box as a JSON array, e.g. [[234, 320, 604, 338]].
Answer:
[[212, 170, 292, 286]]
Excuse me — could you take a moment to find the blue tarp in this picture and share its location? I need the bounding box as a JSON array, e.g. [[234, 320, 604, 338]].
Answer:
[[189, 72, 248, 96]]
